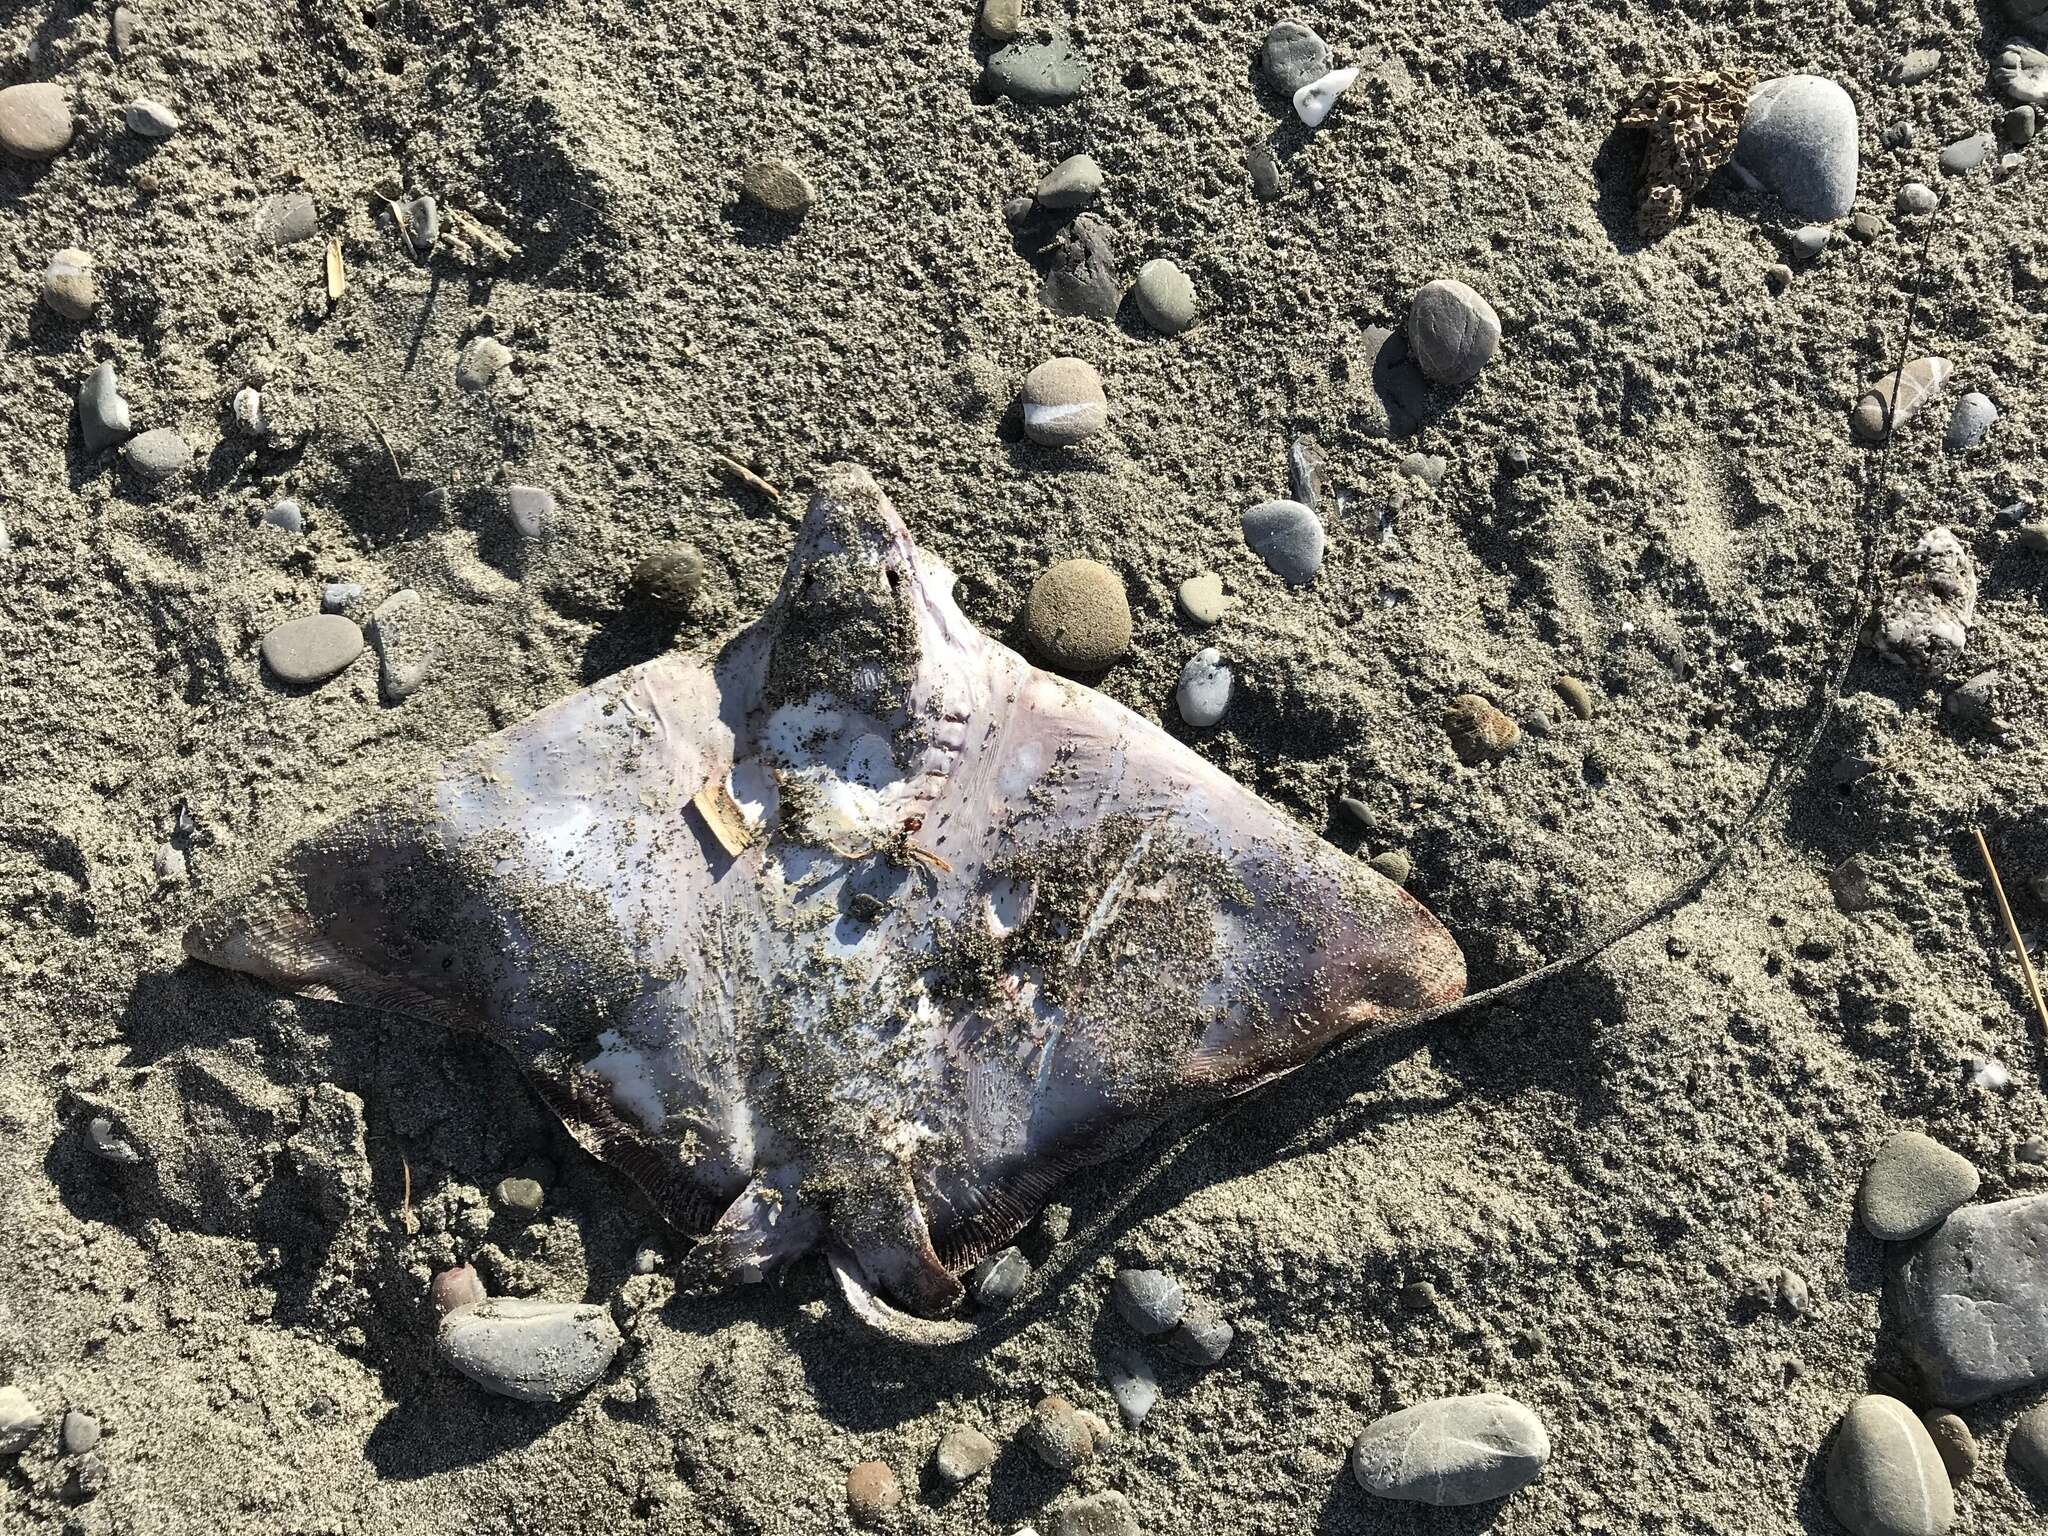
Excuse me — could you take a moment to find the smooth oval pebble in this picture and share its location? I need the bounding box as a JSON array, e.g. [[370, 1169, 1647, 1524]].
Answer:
[[1790, 224, 1831, 260], [1025, 558, 1130, 671], [1241, 498, 1325, 585], [1133, 258, 1197, 335], [123, 99, 180, 138], [978, 0, 1021, 41], [508, 484, 556, 539], [124, 428, 193, 483], [1020, 357, 1107, 446], [1176, 647, 1232, 728], [0, 83, 74, 161], [60, 1410, 101, 1456], [1176, 570, 1231, 625], [79, 363, 132, 454], [1111, 1267, 1184, 1335], [1938, 133, 1992, 174], [933, 1424, 997, 1486], [1261, 20, 1331, 96], [1856, 1130, 1978, 1240], [0, 1385, 43, 1454], [431, 1264, 486, 1313], [368, 589, 432, 701], [740, 156, 815, 215], [1736, 75, 1860, 220], [1900, 49, 1942, 85], [1293, 66, 1359, 128], [1825, 1395, 1954, 1536], [1896, 181, 1939, 215], [263, 499, 304, 534], [984, 36, 1091, 105], [845, 1460, 900, 1526], [1408, 279, 1501, 386], [1945, 392, 1997, 451], [1852, 357, 1952, 441], [1352, 1392, 1550, 1505], [42, 248, 95, 320], [1921, 1412, 1977, 1483], [970, 1246, 1029, 1309], [1045, 1491, 1139, 1536], [260, 614, 364, 686], [2011, 1403, 2048, 1485], [436, 1298, 622, 1402], [1035, 153, 1102, 210]]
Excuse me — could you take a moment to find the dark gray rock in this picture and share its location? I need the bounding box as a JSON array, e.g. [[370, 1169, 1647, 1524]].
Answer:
[[1736, 75, 1859, 219], [1241, 499, 1325, 585], [436, 1298, 623, 1402], [1896, 1194, 2048, 1403], [2012, 1403, 2048, 1486], [1938, 132, 1993, 174], [1164, 1298, 1234, 1365], [1407, 279, 1500, 386], [1351, 1393, 1550, 1505], [1038, 214, 1120, 319], [970, 1247, 1029, 1309], [1261, 21, 1330, 96], [1824, 1394, 1954, 1535], [1111, 1268, 1185, 1335], [1857, 1130, 1979, 1240], [1246, 144, 1280, 198], [984, 37, 1090, 105]]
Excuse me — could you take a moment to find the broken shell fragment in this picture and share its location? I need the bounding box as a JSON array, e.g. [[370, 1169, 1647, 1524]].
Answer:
[[1293, 66, 1360, 128], [1874, 526, 1975, 671]]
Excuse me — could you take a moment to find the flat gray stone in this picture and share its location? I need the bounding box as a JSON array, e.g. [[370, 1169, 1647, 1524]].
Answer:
[[1946, 393, 1998, 451], [1102, 1350, 1159, 1427], [1133, 258, 1197, 335], [984, 36, 1090, 105], [508, 484, 556, 539], [123, 428, 193, 483], [123, 99, 179, 138], [78, 363, 132, 453], [1351, 1392, 1550, 1505], [1939, 132, 1993, 174], [1035, 153, 1102, 211], [1858, 1131, 1979, 1240], [1038, 214, 1120, 320], [1899, 49, 1942, 85], [1407, 279, 1500, 387], [1737, 75, 1860, 220], [1164, 1298, 1234, 1365], [1896, 1194, 2048, 1403], [932, 1424, 997, 1486], [1111, 1268, 1184, 1335], [367, 589, 433, 701], [260, 614, 363, 686], [1242, 498, 1325, 585], [436, 1298, 622, 1403], [1994, 45, 2048, 108], [257, 190, 319, 246], [42, 248, 95, 319], [1824, 1394, 1954, 1535], [0, 83, 73, 161], [1261, 21, 1331, 96]]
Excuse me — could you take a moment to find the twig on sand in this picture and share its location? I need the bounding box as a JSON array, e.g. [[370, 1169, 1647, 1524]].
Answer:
[[1972, 827, 2048, 1047], [399, 1154, 418, 1236], [352, 399, 403, 483], [713, 453, 781, 502]]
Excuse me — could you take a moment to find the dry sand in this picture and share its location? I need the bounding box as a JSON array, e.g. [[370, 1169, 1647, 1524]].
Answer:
[[3, 0, 2047, 1531]]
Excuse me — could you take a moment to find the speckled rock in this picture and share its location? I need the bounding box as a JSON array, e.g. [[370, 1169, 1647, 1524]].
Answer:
[[436, 1298, 622, 1402], [1020, 357, 1107, 446], [1445, 694, 1521, 763], [1111, 1267, 1185, 1335], [457, 335, 514, 391], [1407, 279, 1501, 386], [1824, 1395, 1954, 1535], [1241, 499, 1324, 585], [1944, 393, 1997, 451], [740, 156, 815, 215], [1897, 181, 1939, 215], [932, 1425, 997, 1486], [1261, 21, 1331, 95], [1045, 1492, 1139, 1536], [1024, 558, 1129, 671], [984, 36, 1090, 105], [1736, 75, 1860, 219], [1896, 1194, 2048, 1403], [260, 614, 364, 686], [1352, 1393, 1551, 1505], [124, 428, 193, 484], [123, 99, 180, 138], [1164, 1299, 1235, 1365], [2011, 1403, 2048, 1485], [1852, 357, 1951, 441], [1858, 1132, 1978, 1240], [1874, 526, 1974, 671], [977, 0, 1021, 41], [42, 248, 95, 320], [367, 589, 433, 701], [1019, 1395, 1098, 1472], [845, 1460, 899, 1526], [1921, 1413, 1977, 1483], [634, 543, 706, 608], [0, 83, 74, 161], [1038, 215, 1120, 319], [1133, 258, 1197, 335]]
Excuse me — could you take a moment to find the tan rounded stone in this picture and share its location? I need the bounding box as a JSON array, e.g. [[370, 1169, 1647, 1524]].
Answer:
[[1024, 558, 1130, 672], [42, 248, 96, 320], [844, 1460, 900, 1526], [0, 83, 74, 161], [1020, 357, 1107, 446], [740, 157, 815, 215]]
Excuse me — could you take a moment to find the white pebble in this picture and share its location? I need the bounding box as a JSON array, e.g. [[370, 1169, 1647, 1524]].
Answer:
[[1896, 181, 1939, 215], [1968, 1056, 2012, 1093], [233, 387, 269, 438], [1176, 647, 1232, 728], [1292, 66, 1359, 129]]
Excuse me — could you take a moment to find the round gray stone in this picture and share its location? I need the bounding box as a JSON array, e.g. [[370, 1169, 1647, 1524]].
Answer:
[[1897, 181, 1939, 215], [260, 614, 364, 686], [1111, 1267, 1184, 1335], [123, 428, 193, 483], [1241, 498, 1325, 585], [1789, 223, 1832, 260], [984, 37, 1090, 105], [508, 484, 556, 539], [1825, 1395, 1954, 1536], [60, 1410, 101, 1456], [2012, 1403, 2048, 1486], [1352, 1393, 1551, 1505], [1407, 279, 1501, 386], [970, 1246, 1029, 1309], [123, 99, 179, 139], [0, 83, 74, 161], [257, 191, 319, 246], [1261, 21, 1331, 96], [932, 1424, 997, 1486], [1857, 1130, 1979, 1241], [1938, 132, 1993, 174], [1035, 153, 1102, 211], [1736, 75, 1860, 220], [436, 1298, 623, 1403], [1133, 258, 1197, 335], [1176, 646, 1231, 728], [1945, 393, 1997, 451], [740, 157, 815, 215]]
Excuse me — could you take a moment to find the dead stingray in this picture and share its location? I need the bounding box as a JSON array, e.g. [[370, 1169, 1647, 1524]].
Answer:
[[185, 464, 1466, 1340]]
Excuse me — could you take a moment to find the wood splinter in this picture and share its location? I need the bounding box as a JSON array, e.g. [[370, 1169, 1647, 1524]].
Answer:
[[1972, 827, 2048, 1050], [714, 453, 781, 502]]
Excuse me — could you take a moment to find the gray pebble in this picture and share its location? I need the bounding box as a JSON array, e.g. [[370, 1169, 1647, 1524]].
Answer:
[[1132, 258, 1196, 335], [1789, 223, 1831, 260], [2012, 1403, 2048, 1485], [123, 99, 179, 138], [0, 1387, 41, 1455], [1400, 451, 1447, 487], [1241, 498, 1325, 585], [1850, 211, 1884, 241], [1261, 21, 1331, 96], [2004, 105, 2038, 146], [111, 6, 137, 57], [403, 194, 439, 248], [436, 1298, 623, 1403], [1352, 1393, 1551, 1505], [983, 36, 1090, 105], [59, 1410, 100, 1455], [739, 157, 815, 216], [78, 362, 132, 453], [1899, 49, 1941, 85], [1825, 1395, 1953, 1535], [1020, 357, 1107, 446], [263, 499, 304, 535], [1102, 1351, 1159, 1428], [1994, 44, 2048, 109], [1246, 143, 1280, 198], [1736, 75, 1860, 219], [1945, 392, 1997, 451], [1939, 132, 1993, 174], [1163, 1299, 1234, 1365], [1035, 153, 1102, 211], [87, 1116, 141, 1165], [1858, 1131, 1978, 1241], [1111, 1268, 1185, 1335], [367, 589, 433, 701], [457, 335, 513, 391], [495, 1176, 544, 1213], [1407, 279, 1500, 386], [508, 484, 556, 539], [1369, 849, 1412, 885], [1896, 181, 1939, 215], [42, 247, 95, 320], [1175, 647, 1232, 728], [1881, 120, 1915, 151], [1946, 669, 2001, 733], [932, 1424, 998, 1486], [971, 1246, 1029, 1309], [321, 582, 363, 614], [257, 190, 319, 246], [260, 613, 364, 686], [123, 428, 193, 483], [977, 0, 1021, 42], [1038, 214, 1120, 320], [1045, 1491, 1139, 1536], [1896, 1194, 2048, 1401], [1922, 1411, 1976, 1483]]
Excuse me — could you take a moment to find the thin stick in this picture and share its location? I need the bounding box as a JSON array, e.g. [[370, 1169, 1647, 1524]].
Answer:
[[353, 400, 403, 483], [1973, 827, 2048, 1043], [713, 453, 781, 502], [400, 1153, 417, 1235]]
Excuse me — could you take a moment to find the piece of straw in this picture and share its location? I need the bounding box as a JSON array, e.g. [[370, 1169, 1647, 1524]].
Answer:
[[1972, 827, 2048, 1044]]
